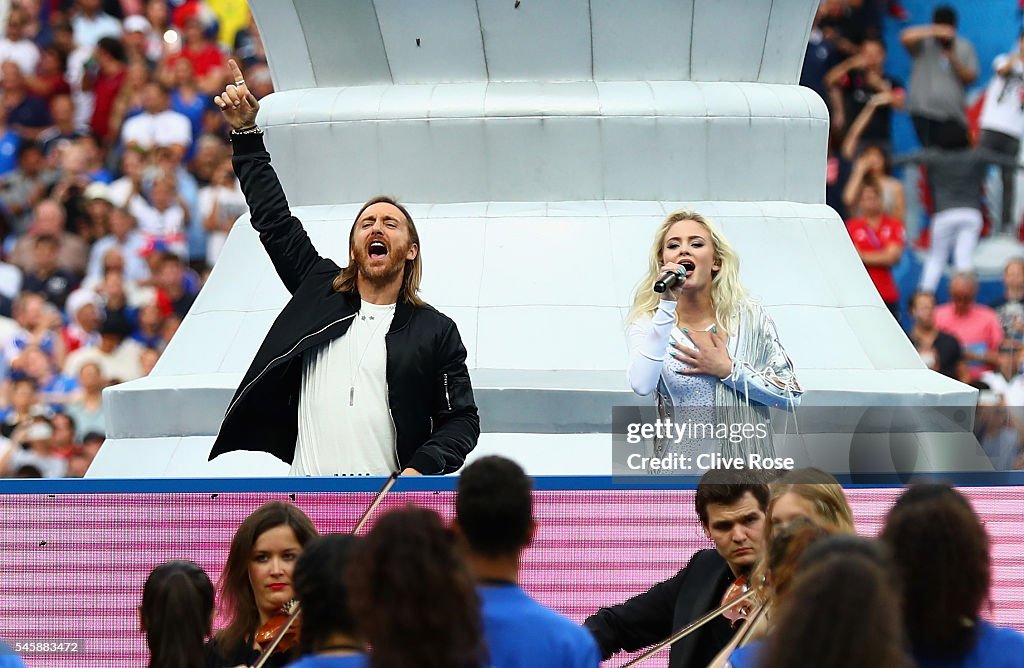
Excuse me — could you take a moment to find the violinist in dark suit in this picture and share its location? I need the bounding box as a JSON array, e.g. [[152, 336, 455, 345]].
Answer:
[[584, 469, 769, 668]]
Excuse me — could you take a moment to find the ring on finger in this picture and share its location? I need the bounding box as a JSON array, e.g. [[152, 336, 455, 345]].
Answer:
[[234, 79, 245, 86]]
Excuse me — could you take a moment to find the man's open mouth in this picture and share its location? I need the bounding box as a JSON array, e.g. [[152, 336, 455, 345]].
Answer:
[[368, 240, 388, 259]]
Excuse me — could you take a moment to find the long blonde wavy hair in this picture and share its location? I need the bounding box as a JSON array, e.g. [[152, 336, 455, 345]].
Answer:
[[625, 210, 747, 332]]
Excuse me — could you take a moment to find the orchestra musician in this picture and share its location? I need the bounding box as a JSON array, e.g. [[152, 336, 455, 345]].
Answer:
[[454, 456, 601, 666], [715, 517, 834, 667], [584, 469, 769, 668], [747, 535, 907, 668], [763, 468, 854, 535], [696, 468, 856, 666], [207, 502, 318, 668]]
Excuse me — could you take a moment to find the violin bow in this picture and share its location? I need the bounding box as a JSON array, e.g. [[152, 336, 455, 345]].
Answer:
[[621, 588, 758, 667], [353, 471, 399, 534], [251, 600, 302, 668]]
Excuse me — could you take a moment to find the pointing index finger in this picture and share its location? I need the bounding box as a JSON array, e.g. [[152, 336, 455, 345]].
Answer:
[[228, 58, 244, 83]]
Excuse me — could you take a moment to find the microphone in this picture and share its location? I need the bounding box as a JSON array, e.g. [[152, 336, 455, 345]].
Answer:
[[654, 262, 694, 293]]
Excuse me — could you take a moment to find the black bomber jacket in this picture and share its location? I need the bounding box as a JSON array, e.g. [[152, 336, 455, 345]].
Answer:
[[208, 133, 480, 474]]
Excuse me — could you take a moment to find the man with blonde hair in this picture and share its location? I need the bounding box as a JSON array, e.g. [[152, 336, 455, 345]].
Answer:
[[208, 61, 479, 476]]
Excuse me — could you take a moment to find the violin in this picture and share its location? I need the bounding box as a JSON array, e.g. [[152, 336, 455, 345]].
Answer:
[[255, 600, 302, 655], [720, 574, 755, 628], [621, 587, 759, 667], [251, 600, 302, 668]]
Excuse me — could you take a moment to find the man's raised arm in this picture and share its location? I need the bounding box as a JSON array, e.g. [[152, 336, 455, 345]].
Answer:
[[214, 60, 321, 295]]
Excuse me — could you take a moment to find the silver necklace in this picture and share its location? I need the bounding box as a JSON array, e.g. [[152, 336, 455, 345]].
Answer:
[[348, 305, 395, 406]]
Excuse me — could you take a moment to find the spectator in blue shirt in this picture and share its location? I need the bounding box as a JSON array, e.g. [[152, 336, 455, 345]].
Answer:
[[882, 484, 1024, 667], [0, 640, 26, 667], [0, 110, 21, 177], [454, 456, 601, 668]]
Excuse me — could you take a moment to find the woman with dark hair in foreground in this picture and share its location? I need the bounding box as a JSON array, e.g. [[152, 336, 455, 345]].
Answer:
[[285, 533, 365, 667], [754, 535, 907, 668], [209, 501, 319, 668], [882, 484, 1024, 666], [347, 506, 485, 668], [141, 560, 215, 668]]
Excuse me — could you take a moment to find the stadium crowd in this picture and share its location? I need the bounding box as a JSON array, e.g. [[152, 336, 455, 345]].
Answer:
[[808, 1, 1024, 467], [0, 0, 257, 478]]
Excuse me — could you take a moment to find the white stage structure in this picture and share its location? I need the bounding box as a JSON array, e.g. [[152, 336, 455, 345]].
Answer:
[[90, 0, 981, 477]]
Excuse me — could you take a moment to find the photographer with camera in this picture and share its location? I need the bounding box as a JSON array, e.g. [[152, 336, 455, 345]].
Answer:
[[900, 5, 977, 148]]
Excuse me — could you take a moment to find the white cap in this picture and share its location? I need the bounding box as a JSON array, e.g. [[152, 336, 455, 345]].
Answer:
[[24, 422, 54, 442], [123, 15, 151, 34], [84, 182, 113, 203], [65, 288, 103, 322]]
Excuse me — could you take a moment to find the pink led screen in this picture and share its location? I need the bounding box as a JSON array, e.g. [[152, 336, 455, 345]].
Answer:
[[1, 485, 1022, 667]]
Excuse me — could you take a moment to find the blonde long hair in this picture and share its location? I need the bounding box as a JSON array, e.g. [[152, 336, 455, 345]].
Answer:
[[750, 468, 856, 598], [766, 468, 855, 540], [625, 210, 747, 330]]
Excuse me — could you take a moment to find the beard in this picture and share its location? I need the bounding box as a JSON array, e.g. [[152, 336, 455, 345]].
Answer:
[[354, 241, 408, 285]]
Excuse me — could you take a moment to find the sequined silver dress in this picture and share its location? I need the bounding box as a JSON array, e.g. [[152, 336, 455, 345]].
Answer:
[[627, 299, 802, 461]]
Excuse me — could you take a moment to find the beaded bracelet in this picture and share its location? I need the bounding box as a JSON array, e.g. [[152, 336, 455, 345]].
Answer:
[[231, 125, 263, 136]]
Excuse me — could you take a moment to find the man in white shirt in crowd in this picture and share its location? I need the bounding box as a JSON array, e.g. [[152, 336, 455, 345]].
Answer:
[[120, 82, 192, 163], [70, 0, 121, 48], [979, 32, 1024, 233], [63, 313, 145, 384], [0, 6, 39, 76]]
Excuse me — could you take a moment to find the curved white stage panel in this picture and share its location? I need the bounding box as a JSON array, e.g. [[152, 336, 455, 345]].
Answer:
[[90, 0, 981, 478]]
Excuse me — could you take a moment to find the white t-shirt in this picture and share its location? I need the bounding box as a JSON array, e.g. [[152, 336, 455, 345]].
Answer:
[[7, 447, 67, 478], [980, 55, 1024, 138], [107, 177, 134, 208], [0, 38, 39, 76], [64, 340, 146, 383], [71, 12, 122, 48], [65, 46, 94, 131], [121, 110, 193, 150], [127, 195, 187, 256], [291, 301, 399, 476], [198, 182, 247, 266]]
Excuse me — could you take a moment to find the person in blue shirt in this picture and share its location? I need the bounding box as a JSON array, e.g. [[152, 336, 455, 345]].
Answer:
[[881, 484, 1024, 668], [454, 455, 601, 668], [284, 534, 366, 668], [0, 641, 26, 667]]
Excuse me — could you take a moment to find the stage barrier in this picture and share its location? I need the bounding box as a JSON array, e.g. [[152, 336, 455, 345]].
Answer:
[[2, 478, 1023, 667]]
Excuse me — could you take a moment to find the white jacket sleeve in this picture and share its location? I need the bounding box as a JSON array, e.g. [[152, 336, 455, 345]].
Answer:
[[626, 300, 676, 396]]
